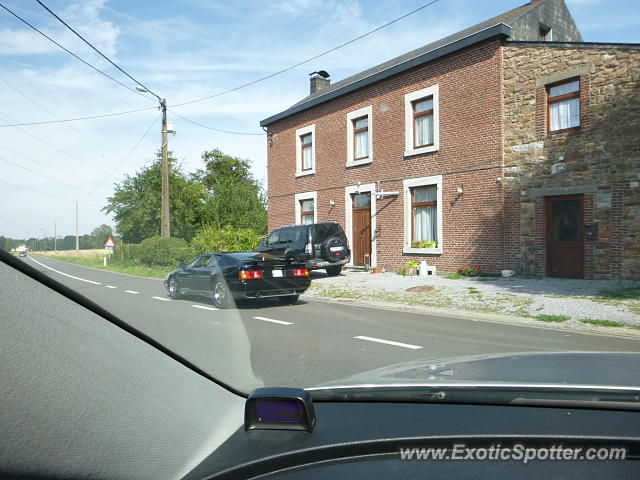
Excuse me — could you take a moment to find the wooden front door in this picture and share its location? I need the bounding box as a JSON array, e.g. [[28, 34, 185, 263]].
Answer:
[[546, 195, 584, 278], [352, 193, 371, 266]]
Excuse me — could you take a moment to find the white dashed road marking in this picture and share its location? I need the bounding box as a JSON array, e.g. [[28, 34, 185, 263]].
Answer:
[[105, 285, 117, 289], [354, 335, 423, 350], [192, 305, 218, 311], [252, 316, 294, 326], [29, 257, 102, 285], [125, 290, 139, 294], [152, 296, 171, 302]]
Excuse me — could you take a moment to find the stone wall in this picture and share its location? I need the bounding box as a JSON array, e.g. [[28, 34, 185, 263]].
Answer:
[[503, 42, 640, 279], [511, 0, 582, 42]]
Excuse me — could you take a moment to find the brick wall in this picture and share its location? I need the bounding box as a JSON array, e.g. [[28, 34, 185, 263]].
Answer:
[[265, 39, 505, 273], [503, 43, 640, 279]]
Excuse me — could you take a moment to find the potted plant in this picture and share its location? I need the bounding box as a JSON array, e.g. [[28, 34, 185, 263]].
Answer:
[[411, 241, 438, 248], [404, 261, 419, 276], [457, 264, 480, 277]]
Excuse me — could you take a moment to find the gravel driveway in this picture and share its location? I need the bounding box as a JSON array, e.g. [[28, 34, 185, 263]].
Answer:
[[304, 269, 640, 330]]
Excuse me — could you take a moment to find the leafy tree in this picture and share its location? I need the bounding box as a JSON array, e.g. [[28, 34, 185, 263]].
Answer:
[[193, 148, 267, 234], [90, 224, 113, 249], [103, 151, 206, 243]]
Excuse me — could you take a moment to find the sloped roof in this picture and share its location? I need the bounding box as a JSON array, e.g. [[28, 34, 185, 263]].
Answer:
[[260, 1, 539, 127]]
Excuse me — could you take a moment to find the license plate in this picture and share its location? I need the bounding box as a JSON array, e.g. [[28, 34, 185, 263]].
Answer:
[[330, 246, 344, 252], [272, 269, 283, 277]]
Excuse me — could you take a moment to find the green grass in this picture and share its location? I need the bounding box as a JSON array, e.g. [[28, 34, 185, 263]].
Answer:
[[596, 287, 640, 300], [474, 277, 494, 282], [579, 318, 624, 327], [444, 273, 463, 280], [535, 314, 570, 323], [49, 255, 172, 278]]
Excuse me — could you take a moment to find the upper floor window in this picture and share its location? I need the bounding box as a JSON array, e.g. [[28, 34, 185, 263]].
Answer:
[[404, 84, 439, 157], [346, 105, 373, 166], [295, 125, 315, 176], [412, 97, 434, 148], [548, 79, 580, 132]]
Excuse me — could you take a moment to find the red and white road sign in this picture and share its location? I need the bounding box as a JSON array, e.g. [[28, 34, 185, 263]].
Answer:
[[104, 237, 115, 248]]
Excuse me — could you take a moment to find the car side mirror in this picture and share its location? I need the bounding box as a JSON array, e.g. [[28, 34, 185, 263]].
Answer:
[[260, 238, 267, 247]]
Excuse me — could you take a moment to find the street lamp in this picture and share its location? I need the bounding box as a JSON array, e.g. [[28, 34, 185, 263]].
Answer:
[[136, 85, 172, 238]]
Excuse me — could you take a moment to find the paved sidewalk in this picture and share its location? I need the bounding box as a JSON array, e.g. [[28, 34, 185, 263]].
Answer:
[[304, 269, 640, 330]]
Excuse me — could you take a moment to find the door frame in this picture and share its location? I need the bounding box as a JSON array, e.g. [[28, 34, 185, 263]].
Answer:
[[545, 194, 584, 278], [345, 183, 377, 267]]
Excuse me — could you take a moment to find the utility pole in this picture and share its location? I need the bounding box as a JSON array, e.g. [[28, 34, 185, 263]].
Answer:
[[54, 220, 57, 252], [160, 98, 170, 238], [75, 200, 79, 251]]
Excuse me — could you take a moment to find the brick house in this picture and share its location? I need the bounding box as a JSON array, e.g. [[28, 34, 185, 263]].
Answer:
[[260, 0, 640, 280]]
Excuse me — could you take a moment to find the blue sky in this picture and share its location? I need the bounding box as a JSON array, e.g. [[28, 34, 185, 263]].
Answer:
[[0, 0, 638, 239]]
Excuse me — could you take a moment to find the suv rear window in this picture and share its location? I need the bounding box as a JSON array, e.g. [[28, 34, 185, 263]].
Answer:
[[311, 223, 347, 242]]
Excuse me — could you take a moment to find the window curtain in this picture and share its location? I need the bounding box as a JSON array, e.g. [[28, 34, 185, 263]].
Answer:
[[415, 114, 433, 146], [355, 130, 368, 158], [550, 98, 580, 130], [413, 186, 437, 242], [302, 145, 313, 169]]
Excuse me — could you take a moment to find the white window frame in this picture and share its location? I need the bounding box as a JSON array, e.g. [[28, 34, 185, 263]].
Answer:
[[346, 105, 373, 167], [294, 191, 317, 225], [404, 84, 440, 157], [344, 183, 377, 267], [403, 175, 443, 255], [295, 124, 316, 177]]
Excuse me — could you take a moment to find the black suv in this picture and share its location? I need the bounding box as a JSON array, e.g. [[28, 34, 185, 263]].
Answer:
[[254, 222, 350, 276]]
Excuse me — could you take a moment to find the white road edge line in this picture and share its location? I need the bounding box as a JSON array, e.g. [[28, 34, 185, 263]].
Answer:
[[105, 285, 117, 289], [192, 305, 218, 311], [152, 296, 171, 302], [252, 316, 294, 326], [354, 335, 423, 350], [125, 290, 139, 294], [29, 257, 102, 285]]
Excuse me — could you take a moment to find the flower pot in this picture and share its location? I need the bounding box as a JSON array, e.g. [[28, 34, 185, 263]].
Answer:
[[371, 266, 383, 274], [404, 267, 417, 276]]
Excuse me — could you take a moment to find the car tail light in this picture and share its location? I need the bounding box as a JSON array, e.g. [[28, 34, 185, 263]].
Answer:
[[305, 243, 313, 255], [292, 268, 309, 277], [239, 270, 264, 280]]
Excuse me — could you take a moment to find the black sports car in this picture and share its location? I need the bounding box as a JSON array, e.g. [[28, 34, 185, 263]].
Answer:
[[164, 252, 311, 308]]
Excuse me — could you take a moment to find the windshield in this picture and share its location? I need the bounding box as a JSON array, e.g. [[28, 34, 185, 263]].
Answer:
[[1, 0, 639, 401]]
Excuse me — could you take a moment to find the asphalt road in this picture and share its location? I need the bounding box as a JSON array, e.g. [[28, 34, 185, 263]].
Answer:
[[24, 255, 640, 390]]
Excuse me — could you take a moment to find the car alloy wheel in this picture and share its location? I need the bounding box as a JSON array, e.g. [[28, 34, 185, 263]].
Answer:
[[212, 279, 231, 308], [168, 277, 181, 299]]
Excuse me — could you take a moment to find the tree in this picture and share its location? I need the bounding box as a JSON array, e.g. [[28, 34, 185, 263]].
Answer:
[[193, 148, 267, 234], [103, 151, 206, 243], [90, 224, 113, 249]]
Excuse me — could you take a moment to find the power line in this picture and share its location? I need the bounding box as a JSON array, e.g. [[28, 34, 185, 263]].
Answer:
[[35, 0, 161, 101], [81, 114, 161, 197], [0, 2, 153, 101], [170, 0, 440, 108], [167, 110, 264, 136], [0, 106, 158, 128], [0, 178, 77, 203]]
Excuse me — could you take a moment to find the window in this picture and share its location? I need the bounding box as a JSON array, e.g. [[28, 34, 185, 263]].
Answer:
[[301, 134, 313, 170], [412, 97, 434, 148], [294, 191, 317, 225], [404, 84, 439, 156], [188, 255, 211, 268], [346, 105, 373, 166], [548, 79, 580, 132], [266, 230, 280, 245], [300, 199, 315, 224], [411, 186, 437, 245], [539, 24, 552, 41], [403, 175, 443, 254], [295, 124, 315, 176]]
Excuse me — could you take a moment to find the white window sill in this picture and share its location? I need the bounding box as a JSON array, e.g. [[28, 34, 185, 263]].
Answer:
[[404, 145, 438, 157], [295, 170, 315, 178], [403, 247, 442, 255], [346, 158, 372, 168]]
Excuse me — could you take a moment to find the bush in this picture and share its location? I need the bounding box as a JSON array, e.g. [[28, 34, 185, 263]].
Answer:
[[191, 225, 261, 254], [457, 264, 480, 277], [404, 261, 420, 269], [113, 236, 195, 267]]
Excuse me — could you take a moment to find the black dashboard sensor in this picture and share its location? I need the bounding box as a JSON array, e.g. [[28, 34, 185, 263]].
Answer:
[[245, 387, 316, 432]]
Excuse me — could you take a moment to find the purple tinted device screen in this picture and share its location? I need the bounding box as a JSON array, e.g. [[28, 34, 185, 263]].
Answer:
[[255, 398, 302, 423]]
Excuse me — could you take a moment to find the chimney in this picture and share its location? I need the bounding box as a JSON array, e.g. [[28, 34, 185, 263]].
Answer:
[[309, 70, 330, 94]]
